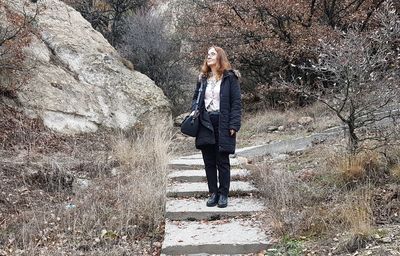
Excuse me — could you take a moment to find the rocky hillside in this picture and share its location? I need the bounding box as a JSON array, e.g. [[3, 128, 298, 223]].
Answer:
[[1, 0, 171, 134]]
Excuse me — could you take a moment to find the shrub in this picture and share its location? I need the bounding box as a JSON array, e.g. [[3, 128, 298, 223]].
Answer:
[[243, 84, 312, 112], [252, 144, 391, 239], [62, 0, 147, 46], [118, 9, 192, 116], [297, 2, 400, 154], [331, 151, 389, 186], [178, 0, 388, 98]]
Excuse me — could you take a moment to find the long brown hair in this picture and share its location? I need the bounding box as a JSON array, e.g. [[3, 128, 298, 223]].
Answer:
[[201, 46, 232, 80]]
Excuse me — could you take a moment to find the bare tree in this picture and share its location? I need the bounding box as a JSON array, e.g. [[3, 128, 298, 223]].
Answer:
[[64, 0, 147, 46], [105, 0, 147, 45], [118, 9, 192, 116], [63, 0, 111, 36], [178, 0, 388, 96], [0, 0, 38, 96], [298, 2, 400, 154]]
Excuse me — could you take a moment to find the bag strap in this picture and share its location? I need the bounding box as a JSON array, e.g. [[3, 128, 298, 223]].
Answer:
[[193, 80, 204, 111]]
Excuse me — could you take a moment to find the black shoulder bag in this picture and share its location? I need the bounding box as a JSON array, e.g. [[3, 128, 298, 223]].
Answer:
[[180, 80, 204, 137]]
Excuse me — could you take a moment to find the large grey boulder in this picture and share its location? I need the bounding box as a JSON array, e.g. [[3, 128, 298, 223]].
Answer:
[[4, 0, 171, 134]]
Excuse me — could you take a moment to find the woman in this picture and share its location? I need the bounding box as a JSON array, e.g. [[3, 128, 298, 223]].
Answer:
[[190, 46, 242, 208]]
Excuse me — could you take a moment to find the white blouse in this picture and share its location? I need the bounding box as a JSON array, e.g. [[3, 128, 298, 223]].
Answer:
[[204, 76, 221, 112]]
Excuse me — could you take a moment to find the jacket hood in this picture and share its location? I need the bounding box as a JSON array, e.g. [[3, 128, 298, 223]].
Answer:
[[230, 69, 241, 78], [199, 69, 241, 80]]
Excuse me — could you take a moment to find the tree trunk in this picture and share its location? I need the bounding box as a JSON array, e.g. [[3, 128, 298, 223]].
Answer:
[[348, 122, 358, 155]]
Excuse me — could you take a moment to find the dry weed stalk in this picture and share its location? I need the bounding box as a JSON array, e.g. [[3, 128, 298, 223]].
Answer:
[[112, 121, 171, 171], [340, 188, 374, 236], [12, 121, 172, 253], [252, 163, 315, 236]]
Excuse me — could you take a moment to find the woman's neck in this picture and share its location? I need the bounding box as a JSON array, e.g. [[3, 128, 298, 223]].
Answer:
[[210, 67, 218, 79]]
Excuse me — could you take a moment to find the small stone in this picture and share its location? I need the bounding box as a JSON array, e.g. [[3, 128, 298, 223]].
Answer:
[[153, 242, 162, 248], [111, 168, 120, 176], [267, 126, 279, 132], [298, 116, 314, 125], [271, 153, 288, 161], [381, 237, 392, 243], [100, 229, 107, 238], [174, 113, 189, 126], [75, 178, 90, 189], [65, 203, 76, 209], [278, 125, 285, 131]]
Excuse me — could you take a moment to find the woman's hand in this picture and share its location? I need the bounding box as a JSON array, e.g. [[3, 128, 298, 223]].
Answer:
[[230, 129, 236, 136]]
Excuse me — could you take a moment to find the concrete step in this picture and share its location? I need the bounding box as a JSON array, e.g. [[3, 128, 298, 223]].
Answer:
[[167, 181, 257, 198], [161, 219, 271, 255], [179, 153, 203, 159], [168, 169, 250, 183], [169, 156, 247, 170], [165, 197, 265, 220]]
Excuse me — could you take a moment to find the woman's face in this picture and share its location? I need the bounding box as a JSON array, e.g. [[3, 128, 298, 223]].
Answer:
[[207, 48, 218, 67]]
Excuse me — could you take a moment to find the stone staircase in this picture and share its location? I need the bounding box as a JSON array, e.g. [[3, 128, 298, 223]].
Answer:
[[161, 154, 271, 255]]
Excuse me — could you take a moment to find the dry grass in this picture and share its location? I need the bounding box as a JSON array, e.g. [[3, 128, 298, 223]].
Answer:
[[112, 123, 171, 172], [253, 164, 306, 211], [252, 163, 319, 236], [328, 151, 389, 185], [390, 164, 400, 181], [340, 188, 374, 236], [2, 121, 171, 255], [253, 142, 397, 240], [239, 102, 340, 146], [385, 146, 400, 182], [240, 101, 398, 253], [0, 104, 65, 152]]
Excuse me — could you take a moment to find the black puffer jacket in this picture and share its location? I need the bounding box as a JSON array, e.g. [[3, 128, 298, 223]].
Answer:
[[191, 69, 242, 154]]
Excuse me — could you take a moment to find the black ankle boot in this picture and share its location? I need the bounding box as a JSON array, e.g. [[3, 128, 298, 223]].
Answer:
[[217, 195, 228, 208], [206, 193, 219, 207]]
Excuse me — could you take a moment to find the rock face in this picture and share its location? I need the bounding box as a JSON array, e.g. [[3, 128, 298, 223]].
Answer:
[[4, 0, 171, 134]]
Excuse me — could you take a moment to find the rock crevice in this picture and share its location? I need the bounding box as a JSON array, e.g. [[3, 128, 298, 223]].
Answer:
[[42, 36, 81, 83]]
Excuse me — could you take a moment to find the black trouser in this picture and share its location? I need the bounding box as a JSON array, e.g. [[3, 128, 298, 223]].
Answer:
[[201, 113, 231, 196]]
